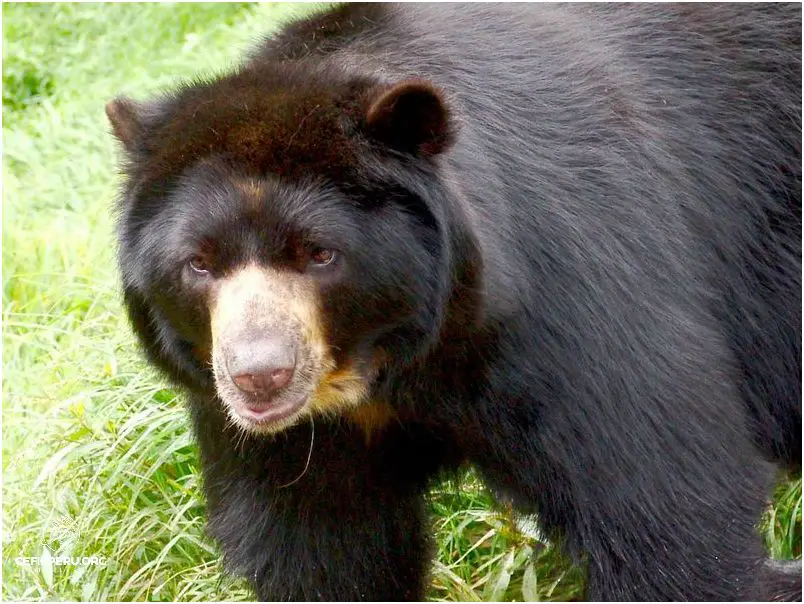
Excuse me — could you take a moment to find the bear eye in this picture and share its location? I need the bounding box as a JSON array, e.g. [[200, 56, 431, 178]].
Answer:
[[188, 255, 212, 275], [309, 248, 338, 267]]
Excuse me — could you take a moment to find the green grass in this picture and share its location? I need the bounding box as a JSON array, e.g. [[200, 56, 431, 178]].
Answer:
[[2, 3, 800, 601]]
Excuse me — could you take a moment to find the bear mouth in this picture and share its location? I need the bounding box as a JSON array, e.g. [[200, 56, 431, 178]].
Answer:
[[212, 353, 319, 435], [230, 393, 310, 431]]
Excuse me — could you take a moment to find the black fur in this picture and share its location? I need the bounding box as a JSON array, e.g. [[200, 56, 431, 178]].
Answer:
[[110, 3, 802, 601]]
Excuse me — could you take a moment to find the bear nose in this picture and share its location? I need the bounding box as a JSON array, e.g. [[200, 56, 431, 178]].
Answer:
[[226, 337, 296, 398], [231, 367, 294, 396]]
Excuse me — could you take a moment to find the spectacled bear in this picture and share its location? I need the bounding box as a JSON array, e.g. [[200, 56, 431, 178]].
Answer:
[[106, 3, 802, 601]]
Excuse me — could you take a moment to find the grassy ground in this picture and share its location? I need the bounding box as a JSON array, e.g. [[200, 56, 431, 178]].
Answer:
[[2, 3, 800, 601]]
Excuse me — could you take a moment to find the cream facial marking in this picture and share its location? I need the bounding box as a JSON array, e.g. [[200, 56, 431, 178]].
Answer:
[[209, 264, 370, 435]]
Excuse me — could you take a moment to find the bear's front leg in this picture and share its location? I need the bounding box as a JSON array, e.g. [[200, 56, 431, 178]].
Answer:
[[190, 396, 441, 601]]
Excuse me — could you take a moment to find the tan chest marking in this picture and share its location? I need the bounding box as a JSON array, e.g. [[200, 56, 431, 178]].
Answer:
[[345, 401, 397, 443]]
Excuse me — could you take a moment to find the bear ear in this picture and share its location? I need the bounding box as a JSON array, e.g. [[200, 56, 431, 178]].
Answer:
[[364, 79, 454, 157], [105, 97, 149, 153]]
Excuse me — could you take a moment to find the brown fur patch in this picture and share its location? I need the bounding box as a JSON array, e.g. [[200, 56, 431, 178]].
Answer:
[[140, 69, 368, 185], [346, 401, 397, 443], [192, 345, 212, 368], [233, 177, 266, 211], [309, 364, 370, 415]]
